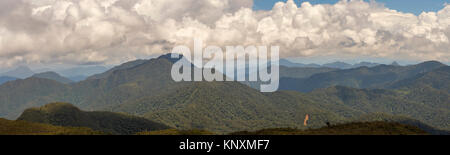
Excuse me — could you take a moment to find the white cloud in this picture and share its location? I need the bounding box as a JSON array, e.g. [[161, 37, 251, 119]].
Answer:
[[0, 0, 449, 68]]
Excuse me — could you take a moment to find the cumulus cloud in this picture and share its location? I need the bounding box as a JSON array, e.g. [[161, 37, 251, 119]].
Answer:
[[0, 0, 449, 67]]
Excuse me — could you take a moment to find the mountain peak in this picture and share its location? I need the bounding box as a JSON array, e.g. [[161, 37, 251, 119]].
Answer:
[[1, 66, 34, 79], [391, 61, 400, 66], [157, 53, 184, 63]]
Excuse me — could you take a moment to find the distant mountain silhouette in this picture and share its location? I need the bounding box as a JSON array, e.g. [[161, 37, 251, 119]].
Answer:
[[323, 61, 353, 69], [67, 75, 87, 82], [32, 72, 73, 84], [353, 62, 381, 68], [0, 76, 18, 85], [279, 59, 382, 69], [1, 66, 34, 79], [279, 59, 321, 68], [57, 66, 109, 79]]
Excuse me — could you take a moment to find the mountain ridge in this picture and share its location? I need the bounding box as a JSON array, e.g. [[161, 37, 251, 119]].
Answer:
[[32, 72, 73, 84]]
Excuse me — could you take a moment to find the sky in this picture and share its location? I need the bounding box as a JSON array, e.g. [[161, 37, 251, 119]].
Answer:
[[0, 0, 449, 70], [254, 0, 449, 15]]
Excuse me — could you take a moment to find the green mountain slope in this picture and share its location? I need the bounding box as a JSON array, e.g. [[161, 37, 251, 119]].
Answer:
[[112, 81, 344, 133], [0, 78, 71, 119], [306, 86, 450, 130], [389, 66, 450, 90], [387, 66, 450, 110], [17, 103, 170, 135]]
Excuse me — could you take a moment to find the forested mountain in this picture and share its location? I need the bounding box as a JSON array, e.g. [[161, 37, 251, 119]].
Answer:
[[388, 66, 450, 90], [112, 82, 345, 133], [306, 86, 450, 131], [279, 61, 447, 92], [18, 103, 170, 135], [0, 77, 71, 119]]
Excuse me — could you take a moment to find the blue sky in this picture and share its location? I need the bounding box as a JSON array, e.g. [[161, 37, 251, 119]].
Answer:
[[253, 0, 449, 15]]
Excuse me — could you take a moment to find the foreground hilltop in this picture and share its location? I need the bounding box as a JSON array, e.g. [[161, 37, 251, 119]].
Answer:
[[230, 122, 428, 135], [17, 103, 170, 135]]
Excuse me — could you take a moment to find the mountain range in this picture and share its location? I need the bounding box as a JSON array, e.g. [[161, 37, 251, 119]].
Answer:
[[279, 59, 393, 69], [279, 61, 446, 92], [0, 65, 110, 82], [0, 66, 34, 79], [0, 54, 448, 134]]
